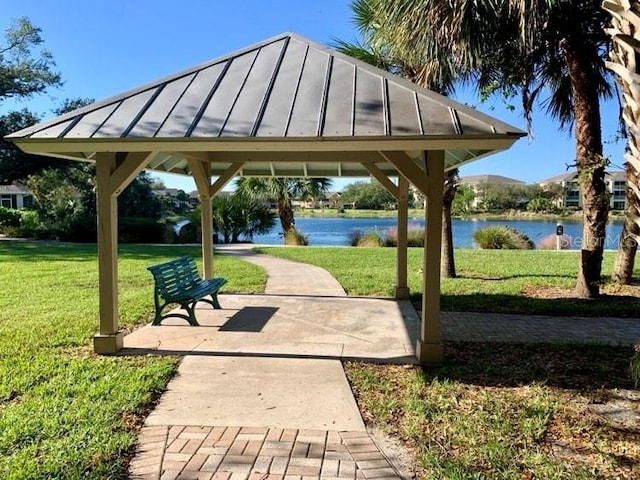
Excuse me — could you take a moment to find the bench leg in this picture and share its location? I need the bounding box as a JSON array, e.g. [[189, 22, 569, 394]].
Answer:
[[183, 302, 200, 326]]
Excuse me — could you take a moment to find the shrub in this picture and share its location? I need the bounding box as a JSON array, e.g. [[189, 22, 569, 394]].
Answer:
[[539, 233, 570, 250], [383, 225, 425, 247], [0, 207, 21, 229], [177, 221, 200, 243], [356, 230, 383, 247], [348, 229, 364, 246], [284, 227, 308, 246], [473, 226, 534, 250]]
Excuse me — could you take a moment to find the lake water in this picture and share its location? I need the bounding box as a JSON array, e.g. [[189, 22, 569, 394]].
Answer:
[[251, 217, 626, 249]]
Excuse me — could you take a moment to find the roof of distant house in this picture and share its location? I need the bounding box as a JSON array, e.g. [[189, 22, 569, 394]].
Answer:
[[539, 170, 626, 184], [0, 184, 30, 194], [460, 174, 526, 185]]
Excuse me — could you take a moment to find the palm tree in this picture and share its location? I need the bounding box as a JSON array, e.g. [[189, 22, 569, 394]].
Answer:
[[361, 0, 613, 298], [335, 1, 461, 277], [235, 177, 333, 239], [602, 0, 640, 284]]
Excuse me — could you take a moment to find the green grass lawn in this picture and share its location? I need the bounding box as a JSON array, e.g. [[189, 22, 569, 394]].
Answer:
[[255, 247, 640, 317], [0, 240, 265, 479]]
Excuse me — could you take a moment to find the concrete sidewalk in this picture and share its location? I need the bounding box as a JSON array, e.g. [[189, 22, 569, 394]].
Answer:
[[128, 246, 410, 480]]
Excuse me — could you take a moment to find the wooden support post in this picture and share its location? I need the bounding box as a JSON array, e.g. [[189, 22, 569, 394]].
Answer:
[[188, 159, 214, 279], [93, 153, 122, 354], [416, 150, 445, 364], [394, 176, 410, 299]]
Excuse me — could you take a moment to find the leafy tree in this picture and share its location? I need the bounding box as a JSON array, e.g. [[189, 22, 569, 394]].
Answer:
[[359, 0, 614, 298], [117, 171, 163, 219], [0, 17, 62, 183], [602, 1, 640, 284], [475, 182, 529, 211], [340, 180, 396, 210], [526, 197, 556, 213], [235, 177, 332, 237], [0, 17, 61, 101], [212, 194, 275, 244], [451, 184, 475, 215]]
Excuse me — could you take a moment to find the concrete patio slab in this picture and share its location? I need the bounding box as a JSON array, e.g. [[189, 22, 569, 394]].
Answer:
[[123, 294, 420, 363], [145, 356, 365, 431]]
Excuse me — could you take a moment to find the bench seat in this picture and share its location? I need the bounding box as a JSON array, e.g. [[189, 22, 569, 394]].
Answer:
[[147, 256, 227, 326]]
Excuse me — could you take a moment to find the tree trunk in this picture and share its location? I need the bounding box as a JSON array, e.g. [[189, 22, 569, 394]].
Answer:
[[561, 38, 608, 298], [441, 169, 458, 278], [603, 0, 640, 284], [277, 200, 295, 236]]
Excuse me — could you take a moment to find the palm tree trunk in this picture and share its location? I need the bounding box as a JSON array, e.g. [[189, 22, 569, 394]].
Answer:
[[441, 204, 456, 278], [613, 158, 640, 282], [603, 0, 640, 284], [277, 200, 295, 235], [561, 38, 608, 298], [441, 169, 458, 278]]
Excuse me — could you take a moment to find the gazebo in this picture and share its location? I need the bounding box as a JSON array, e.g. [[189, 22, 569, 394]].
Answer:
[[6, 33, 524, 364]]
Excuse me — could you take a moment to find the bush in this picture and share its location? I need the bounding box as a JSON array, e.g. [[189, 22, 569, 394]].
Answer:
[[284, 227, 308, 246], [357, 230, 383, 247], [473, 226, 534, 250], [383, 225, 425, 247], [0, 207, 21, 229], [348, 229, 364, 246], [539, 233, 570, 250], [177, 221, 200, 243]]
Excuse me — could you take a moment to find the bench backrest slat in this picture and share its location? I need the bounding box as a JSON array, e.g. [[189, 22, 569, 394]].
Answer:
[[148, 256, 202, 299]]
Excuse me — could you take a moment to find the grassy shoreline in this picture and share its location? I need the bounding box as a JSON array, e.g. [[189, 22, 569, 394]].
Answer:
[[294, 208, 626, 222]]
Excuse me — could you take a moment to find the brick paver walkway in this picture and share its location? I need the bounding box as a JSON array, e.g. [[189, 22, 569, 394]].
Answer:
[[129, 425, 402, 480], [442, 311, 640, 344]]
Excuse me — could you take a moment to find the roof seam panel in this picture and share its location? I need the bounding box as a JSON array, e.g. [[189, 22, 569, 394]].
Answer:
[[251, 37, 290, 136], [218, 49, 262, 136], [185, 60, 232, 137], [284, 44, 309, 136], [152, 71, 201, 137], [120, 85, 165, 138], [317, 54, 333, 137]]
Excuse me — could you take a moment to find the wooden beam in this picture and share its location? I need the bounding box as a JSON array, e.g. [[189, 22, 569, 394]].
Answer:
[[394, 175, 410, 299], [93, 152, 123, 354], [110, 152, 156, 196], [380, 151, 428, 196], [210, 162, 245, 197], [417, 150, 445, 364], [188, 159, 212, 199], [362, 163, 399, 199]]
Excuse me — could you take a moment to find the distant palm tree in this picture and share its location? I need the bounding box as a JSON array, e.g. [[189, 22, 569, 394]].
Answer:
[[602, 0, 640, 284], [357, 0, 614, 298], [235, 177, 333, 238]]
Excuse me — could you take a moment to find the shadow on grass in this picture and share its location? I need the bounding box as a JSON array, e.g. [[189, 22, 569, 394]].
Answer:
[[428, 341, 636, 391], [409, 292, 640, 318]]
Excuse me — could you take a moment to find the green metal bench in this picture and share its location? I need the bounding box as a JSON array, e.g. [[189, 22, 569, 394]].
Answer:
[[147, 256, 227, 326]]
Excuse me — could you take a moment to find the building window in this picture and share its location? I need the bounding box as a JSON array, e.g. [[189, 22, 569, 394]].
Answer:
[[1, 195, 14, 208], [613, 201, 626, 210]]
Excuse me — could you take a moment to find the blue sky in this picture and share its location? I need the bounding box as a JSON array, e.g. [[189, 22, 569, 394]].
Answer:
[[3, 0, 627, 192]]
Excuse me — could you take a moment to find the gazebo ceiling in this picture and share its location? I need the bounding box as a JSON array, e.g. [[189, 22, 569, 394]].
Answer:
[[7, 32, 525, 178]]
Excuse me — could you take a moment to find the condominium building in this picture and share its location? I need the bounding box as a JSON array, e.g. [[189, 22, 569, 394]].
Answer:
[[538, 170, 627, 210]]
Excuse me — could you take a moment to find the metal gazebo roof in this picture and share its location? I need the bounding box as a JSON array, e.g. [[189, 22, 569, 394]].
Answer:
[[8, 32, 524, 178]]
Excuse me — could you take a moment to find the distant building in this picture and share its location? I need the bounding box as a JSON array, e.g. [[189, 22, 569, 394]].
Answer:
[[0, 184, 33, 209], [459, 174, 526, 209], [538, 170, 627, 210]]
